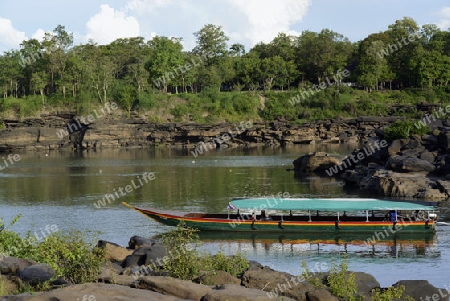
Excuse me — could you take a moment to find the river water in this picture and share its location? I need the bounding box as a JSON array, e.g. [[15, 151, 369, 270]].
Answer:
[[0, 146, 449, 288]]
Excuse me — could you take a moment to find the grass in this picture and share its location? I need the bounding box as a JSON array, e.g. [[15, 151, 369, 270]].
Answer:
[[1, 88, 449, 124], [0, 273, 6, 296]]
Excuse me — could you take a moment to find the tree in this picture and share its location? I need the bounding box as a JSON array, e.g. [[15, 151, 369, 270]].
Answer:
[[229, 43, 245, 57], [0, 51, 23, 98], [145, 36, 184, 93], [357, 40, 394, 91], [193, 24, 229, 61], [31, 71, 47, 105], [233, 53, 261, 91]]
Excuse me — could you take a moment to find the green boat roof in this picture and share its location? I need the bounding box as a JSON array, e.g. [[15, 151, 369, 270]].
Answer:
[[230, 198, 435, 212]]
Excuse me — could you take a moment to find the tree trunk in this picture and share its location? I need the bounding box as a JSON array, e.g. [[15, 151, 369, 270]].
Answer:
[[40, 89, 45, 105]]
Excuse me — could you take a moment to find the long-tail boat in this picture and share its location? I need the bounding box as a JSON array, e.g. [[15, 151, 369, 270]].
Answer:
[[123, 198, 437, 233]]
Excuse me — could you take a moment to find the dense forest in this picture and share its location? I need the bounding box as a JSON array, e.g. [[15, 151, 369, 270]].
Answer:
[[0, 17, 449, 123]]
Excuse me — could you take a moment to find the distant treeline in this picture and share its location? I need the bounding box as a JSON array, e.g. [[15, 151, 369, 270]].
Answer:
[[0, 18, 449, 120]]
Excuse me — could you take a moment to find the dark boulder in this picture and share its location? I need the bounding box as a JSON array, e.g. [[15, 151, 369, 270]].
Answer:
[[420, 150, 436, 163], [386, 156, 435, 173], [0, 257, 35, 276], [122, 243, 166, 269], [438, 132, 450, 151], [128, 235, 155, 249], [18, 263, 54, 285], [394, 280, 449, 301], [434, 154, 450, 176]]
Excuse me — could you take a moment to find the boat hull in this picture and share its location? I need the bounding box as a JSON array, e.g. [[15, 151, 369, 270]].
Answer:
[[130, 205, 436, 234]]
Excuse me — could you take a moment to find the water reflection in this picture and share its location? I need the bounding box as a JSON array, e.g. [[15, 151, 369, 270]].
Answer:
[[198, 231, 440, 259]]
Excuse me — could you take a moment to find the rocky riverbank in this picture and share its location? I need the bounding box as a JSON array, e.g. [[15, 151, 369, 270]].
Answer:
[[1, 235, 448, 301], [293, 125, 450, 200], [0, 112, 403, 152]]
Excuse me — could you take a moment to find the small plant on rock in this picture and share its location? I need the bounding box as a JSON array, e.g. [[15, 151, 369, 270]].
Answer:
[[327, 260, 363, 301], [161, 222, 210, 280], [371, 285, 415, 301], [161, 222, 249, 281], [213, 248, 249, 277]]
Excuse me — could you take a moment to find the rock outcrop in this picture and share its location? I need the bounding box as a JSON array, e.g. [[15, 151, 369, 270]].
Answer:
[[293, 152, 342, 173], [0, 115, 402, 152], [294, 128, 450, 200]]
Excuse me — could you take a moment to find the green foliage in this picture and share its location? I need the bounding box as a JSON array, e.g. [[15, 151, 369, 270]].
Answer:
[[0, 215, 105, 286], [0, 96, 42, 119], [0, 215, 36, 259], [384, 120, 430, 140], [170, 103, 189, 121], [371, 285, 414, 301], [1, 20, 450, 122], [161, 222, 206, 280], [301, 259, 414, 301], [32, 230, 105, 284], [161, 222, 249, 281], [213, 249, 249, 277], [137, 92, 158, 110], [327, 260, 362, 301], [301, 261, 324, 289]]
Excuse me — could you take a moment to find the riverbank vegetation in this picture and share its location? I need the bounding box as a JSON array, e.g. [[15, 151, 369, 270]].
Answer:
[[0, 18, 449, 123], [161, 222, 249, 281], [0, 215, 105, 291], [302, 259, 414, 301]]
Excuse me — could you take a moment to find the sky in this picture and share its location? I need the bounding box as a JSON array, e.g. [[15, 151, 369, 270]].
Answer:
[[0, 0, 450, 54]]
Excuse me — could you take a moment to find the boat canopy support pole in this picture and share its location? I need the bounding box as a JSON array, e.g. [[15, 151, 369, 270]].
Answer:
[[337, 212, 340, 221], [366, 210, 369, 222], [308, 211, 311, 222]]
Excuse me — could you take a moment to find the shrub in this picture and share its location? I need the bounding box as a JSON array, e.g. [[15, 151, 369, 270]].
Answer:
[[371, 285, 415, 301], [327, 260, 361, 300], [161, 222, 208, 280], [0, 216, 105, 285], [213, 249, 249, 277], [0, 215, 36, 259], [302, 259, 414, 301], [384, 120, 429, 141], [161, 222, 249, 281], [32, 230, 105, 284]]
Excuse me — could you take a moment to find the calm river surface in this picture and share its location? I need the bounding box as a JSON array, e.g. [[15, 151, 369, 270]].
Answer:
[[0, 146, 449, 287]]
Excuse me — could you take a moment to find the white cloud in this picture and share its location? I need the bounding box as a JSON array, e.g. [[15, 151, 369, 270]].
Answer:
[[0, 18, 27, 52], [123, 0, 311, 50], [437, 7, 450, 30], [85, 4, 140, 44], [31, 28, 46, 41], [225, 0, 311, 45]]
